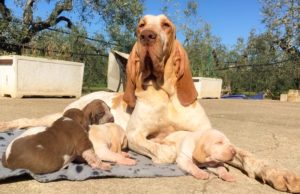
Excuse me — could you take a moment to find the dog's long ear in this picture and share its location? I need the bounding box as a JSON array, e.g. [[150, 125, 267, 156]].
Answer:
[[174, 41, 198, 106], [123, 43, 139, 108], [192, 137, 207, 163]]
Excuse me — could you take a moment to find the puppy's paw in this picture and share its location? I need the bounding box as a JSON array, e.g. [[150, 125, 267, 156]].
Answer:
[[0, 122, 10, 131], [117, 157, 137, 166], [217, 166, 235, 182], [82, 149, 112, 171], [219, 172, 235, 182], [89, 158, 112, 171], [121, 151, 131, 158], [95, 162, 112, 171], [192, 170, 210, 180]]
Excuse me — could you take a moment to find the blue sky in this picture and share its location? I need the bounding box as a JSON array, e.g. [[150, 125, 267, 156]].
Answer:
[[6, 0, 266, 48], [144, 0, 265, 48]]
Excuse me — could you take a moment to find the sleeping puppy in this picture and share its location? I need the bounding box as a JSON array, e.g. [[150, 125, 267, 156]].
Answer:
[[2, 100, 114, 174], [161, 129, 236, 182], [89, 123, 136, 166]]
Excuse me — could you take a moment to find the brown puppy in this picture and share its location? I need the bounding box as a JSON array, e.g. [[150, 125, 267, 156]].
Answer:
[[82, 99, 114, 126], [89, 123, 136, 166], [2, 103, 113, 174]]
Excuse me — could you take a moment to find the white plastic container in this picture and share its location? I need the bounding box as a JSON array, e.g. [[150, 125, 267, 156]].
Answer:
[[0, 55, 84, 98], [193, 77, 223, 99]]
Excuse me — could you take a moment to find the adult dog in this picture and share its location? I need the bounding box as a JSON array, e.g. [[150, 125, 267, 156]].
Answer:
[[0, 15, 299, 193]]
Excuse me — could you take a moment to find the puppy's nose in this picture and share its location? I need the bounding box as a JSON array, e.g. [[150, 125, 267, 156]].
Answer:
[[108, 117, 114, 123], [230, 146, 236, 156], [140, 30, 157, 45]]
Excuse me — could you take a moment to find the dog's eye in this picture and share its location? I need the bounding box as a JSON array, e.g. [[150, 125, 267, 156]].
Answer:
[[139, 23, 145, 28], [98, 112, 105, 117], [162, 22, 170, 29]]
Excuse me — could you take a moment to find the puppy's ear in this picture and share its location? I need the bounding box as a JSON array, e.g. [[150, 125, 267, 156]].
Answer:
[[174, 41, 198, 106], [110, 136, 122, 153], [192, 137, 208, 163], [123, 43, 139, 108], [89, 111, 100, 125], [121, 135, 128, 149]]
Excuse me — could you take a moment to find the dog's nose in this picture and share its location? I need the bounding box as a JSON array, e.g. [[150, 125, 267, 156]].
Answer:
[[140, 30, 157, 45]]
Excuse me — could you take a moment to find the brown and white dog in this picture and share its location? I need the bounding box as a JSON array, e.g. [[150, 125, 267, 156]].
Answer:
[[2, 100, 114, 174], [158, 129, 236, 182], [89, 123, 136, 166], [0, 15, 299, 193]]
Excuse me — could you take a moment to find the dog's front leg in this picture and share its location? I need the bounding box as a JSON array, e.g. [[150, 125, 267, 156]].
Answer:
[[126, 92, 177, 164], [0, 113, 62, 132], [127, 128, 177, 164]]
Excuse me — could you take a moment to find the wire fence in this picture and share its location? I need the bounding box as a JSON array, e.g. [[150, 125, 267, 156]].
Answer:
[[212, 58, 297, 71], [1, 20, 300, 97], [0, 41, 108, 57]]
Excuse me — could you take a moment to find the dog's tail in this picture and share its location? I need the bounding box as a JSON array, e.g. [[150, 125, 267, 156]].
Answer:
[[227, 147, 300, 193], [0, 113, 62, 132]]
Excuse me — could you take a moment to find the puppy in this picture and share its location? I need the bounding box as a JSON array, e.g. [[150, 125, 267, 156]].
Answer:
[[89, 123, 136, 166], [161, 129, 236, 182], [81, 99, 114, 126], [2, 100, 114, 174]]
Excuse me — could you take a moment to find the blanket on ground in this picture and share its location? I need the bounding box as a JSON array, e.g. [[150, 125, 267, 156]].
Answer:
[[0, 129, 186, 183]]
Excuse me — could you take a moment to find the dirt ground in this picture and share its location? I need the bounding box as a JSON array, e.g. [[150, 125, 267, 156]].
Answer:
[[0, 97, 299, 194]]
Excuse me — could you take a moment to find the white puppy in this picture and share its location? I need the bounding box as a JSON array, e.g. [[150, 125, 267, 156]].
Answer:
[[160, 129, 236, 181], [89, 123, 136, 166]]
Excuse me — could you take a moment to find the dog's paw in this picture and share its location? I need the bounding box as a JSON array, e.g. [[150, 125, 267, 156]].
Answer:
[[152, 144, 177, 164], [261, 166, 300, 193]]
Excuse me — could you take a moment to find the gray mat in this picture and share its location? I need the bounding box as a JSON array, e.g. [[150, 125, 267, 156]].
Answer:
[[0, 130, 186, 183]]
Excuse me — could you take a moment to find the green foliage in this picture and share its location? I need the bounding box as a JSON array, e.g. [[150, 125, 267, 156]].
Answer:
[[261, 0, 300, 51], [184, 24, 222, 77], [0, 0, 144, 89], [160, 0, 300, 97], [219, 0, 300, 96]]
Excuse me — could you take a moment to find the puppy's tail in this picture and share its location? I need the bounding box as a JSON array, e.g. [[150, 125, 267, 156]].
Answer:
[[0, 113, 62, 132], [227, 147, 300, 193]]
